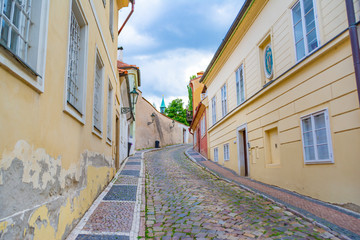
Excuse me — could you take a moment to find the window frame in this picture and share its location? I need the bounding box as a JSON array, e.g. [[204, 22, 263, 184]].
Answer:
[[221, 84, 227, 117], [63, 0, 88, 124], [0, 0, 50, 93], [291, 0, 320, 62], [106, 79, 114, 144], [109, 0, 113, 40], [211, 96, 216, 125], [214, 147, 218, 162], [235, 64, 245, 105], [223, 143, 230, 161], [92, 50, 104, 136], [300, 109, 334, 164], [200, 116, 206, 137]]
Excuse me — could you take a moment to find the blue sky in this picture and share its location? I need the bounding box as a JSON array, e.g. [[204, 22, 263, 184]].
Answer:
[[118, 0, 245, 109]]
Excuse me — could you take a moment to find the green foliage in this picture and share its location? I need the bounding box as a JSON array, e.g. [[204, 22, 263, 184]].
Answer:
[[164, 98, 189, 126], [189, 75, 197, 80], [187, 85, 193, 113]]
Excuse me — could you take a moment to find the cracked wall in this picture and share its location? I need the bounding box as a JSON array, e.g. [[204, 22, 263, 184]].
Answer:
[[0, 140, 115, 240]]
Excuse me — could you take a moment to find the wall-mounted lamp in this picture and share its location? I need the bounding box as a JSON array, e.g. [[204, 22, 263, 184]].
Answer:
[[147, 113, 156, 125], [170, 120, 175, 129], [121, 87, 139, 114]]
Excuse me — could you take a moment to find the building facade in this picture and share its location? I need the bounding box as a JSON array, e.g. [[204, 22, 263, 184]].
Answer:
[[0, 0, 134, 239], [135, 91, 192, 150], [202, 0, 360, 206]]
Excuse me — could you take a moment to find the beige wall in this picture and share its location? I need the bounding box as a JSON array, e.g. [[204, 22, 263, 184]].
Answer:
[[135, 91, 192, 150], [0, 0, 130, 239], [205, 0, 360, 206]]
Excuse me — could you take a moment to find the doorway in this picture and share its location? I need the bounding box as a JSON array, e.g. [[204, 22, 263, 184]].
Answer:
[[237, 124, 249, 177]]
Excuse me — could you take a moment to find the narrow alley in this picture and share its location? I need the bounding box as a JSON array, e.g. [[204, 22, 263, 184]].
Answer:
[[143, 145, 336, 239]]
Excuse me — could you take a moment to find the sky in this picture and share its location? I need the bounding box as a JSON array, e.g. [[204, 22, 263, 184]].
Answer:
[[118, 0, 245, 110]]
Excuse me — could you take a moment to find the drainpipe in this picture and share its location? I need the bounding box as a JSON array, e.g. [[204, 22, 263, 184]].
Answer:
[[345, 0, 360, 104], [118, 0, 135, 36]]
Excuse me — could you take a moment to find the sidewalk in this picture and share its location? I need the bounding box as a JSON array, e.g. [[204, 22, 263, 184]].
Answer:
[[185, 147, 360, 240], [66, 151, 145, 240]]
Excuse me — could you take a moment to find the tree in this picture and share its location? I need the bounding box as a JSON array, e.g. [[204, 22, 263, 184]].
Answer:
[[187, 85, 193, 114], [164, 98, 189, 126]]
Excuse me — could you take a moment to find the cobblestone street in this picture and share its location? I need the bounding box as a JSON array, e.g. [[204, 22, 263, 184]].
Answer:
[[144, 145, 339, 240]]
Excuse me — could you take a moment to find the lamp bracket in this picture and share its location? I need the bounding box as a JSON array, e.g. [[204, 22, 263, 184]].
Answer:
[[121, 107, 131, 114]]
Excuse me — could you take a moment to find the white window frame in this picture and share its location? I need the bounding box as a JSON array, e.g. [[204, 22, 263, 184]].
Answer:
[[300, 109, 334, 164], [106, 79, 114, 144], [0, 0, 50, 92], [291, 0, 320, 61], [223, 143, 229, 161], [109, 0, 113, 40], [221, 84, 227, 117], [211, 96, 216, 125], [92, 50, 104, 136], [236, 64, 245, 105], [200, 116, 206, 137], [64, 0, 88, 124], [214, 148, 218, 162]]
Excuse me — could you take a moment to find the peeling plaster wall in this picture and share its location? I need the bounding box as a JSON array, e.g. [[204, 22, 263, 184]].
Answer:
[[0, 141, 114, 240]]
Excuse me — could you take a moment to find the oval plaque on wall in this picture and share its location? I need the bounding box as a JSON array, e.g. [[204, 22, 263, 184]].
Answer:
[[264, 44, 273, 79]]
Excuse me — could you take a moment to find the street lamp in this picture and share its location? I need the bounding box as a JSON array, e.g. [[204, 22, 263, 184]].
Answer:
[[121, 87, 139, 114]]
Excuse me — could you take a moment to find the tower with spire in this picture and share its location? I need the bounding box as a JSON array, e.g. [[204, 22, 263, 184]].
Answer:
[[160, 96, 166, 113]]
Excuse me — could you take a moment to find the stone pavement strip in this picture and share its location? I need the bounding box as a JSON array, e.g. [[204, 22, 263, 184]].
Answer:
[[185, 146, 360, 240], [143, 145, 353, 240], [66, 151, 145, 240]]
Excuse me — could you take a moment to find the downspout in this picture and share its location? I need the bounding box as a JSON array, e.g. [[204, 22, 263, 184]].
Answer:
[[125, 74, 135, 121], [345, 0, 360, 104], [118, 0, 135, 36]]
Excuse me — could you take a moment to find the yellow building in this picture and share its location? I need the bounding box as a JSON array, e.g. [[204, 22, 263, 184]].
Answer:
[[202, 0, 360, 207], [0, 0, 134, 239]]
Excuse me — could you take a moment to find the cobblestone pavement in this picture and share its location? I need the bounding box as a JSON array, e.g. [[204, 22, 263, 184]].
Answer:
[[144, 145, 340, 239]]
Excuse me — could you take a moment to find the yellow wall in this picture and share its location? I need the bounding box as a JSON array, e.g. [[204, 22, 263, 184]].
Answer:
[[0, 0, 128, 239], [191, 76, 205, 115], [205, 0, 360, 206]]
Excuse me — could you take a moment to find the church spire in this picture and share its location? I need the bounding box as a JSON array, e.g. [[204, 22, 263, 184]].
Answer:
[[160, 96, 166, 113]]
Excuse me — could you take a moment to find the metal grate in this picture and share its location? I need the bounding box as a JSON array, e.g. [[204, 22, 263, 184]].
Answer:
[[93, 59, 102, 130], [67, 10, 81, 111], [0, 0, 32, 60]]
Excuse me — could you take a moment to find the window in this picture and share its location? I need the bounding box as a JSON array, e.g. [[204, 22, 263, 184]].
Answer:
[[0, 0, 49, 91], [214, 148, 218, 162], [65, 0, 88, 122], [223, 143, 229, 161], [102, 0, 106, 7], [109, 0, 113, 40], [236, 65, 245, 105], [93, 53, 104, 133], [211, 96, 216, 125], [292, 0, 319, 61], [106, 80, 113, 142], [300, 109, 333, 164], [221, 84, 227, 117], [201, 116, 206, 137]]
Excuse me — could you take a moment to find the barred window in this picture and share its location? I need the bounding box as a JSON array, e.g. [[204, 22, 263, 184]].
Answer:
[[93, 54, 103, 132], [67, 10, 81, 111], [221, 84, 227, 117], [214, 148, 218, 162], [236, 65, 245, 105], [106, 81, 113, 142], [0, 0, 31, 60], [211, 96, 216, 125], [224, 143, 229, 161]]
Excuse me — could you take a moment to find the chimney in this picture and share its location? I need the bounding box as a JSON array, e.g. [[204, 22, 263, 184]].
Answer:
[[197, 71, 204, 78], [117, 46, 123, 61]]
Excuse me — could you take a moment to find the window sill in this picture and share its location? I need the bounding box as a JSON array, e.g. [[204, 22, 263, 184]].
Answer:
[[92, 127, 103, 139], [64, 105, 85, 125], [0, 46, 43, 93], [304, 160, 334, 165], [106, 138, 112, 146], [266, 163, 281, 168]]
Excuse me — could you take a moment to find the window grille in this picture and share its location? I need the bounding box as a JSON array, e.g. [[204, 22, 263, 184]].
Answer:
[[0, 0, 32, 60], [93, 59, 102, 131], [214, 148, 218, 162], [221, 84, 227, 117], [67, 10, 81, 111], [224, 144, 229, 161], [211, 96, 216, 125]]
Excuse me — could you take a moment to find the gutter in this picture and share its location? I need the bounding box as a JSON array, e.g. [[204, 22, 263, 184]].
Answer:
[[118, 0, 135, 36], [345, 0, 360, 104], [200, 0, 253, 84]]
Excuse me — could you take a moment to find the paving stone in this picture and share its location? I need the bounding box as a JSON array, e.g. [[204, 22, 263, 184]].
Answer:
[[75, 235, 129, 240], [120, 170, 140, 177], [125, 161, 141, 165], [114, 175, 138, 185], [103, 185, 137, 201]]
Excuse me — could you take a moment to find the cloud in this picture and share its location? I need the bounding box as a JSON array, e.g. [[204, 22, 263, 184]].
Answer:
[[127, 48, 212, 108], [118, 25, 158, 52]]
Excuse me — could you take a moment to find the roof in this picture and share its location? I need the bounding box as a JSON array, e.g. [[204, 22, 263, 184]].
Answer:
[[160, 96, 166, 108], [117, 60, 141, 86], [200, 0, 252, 83]]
